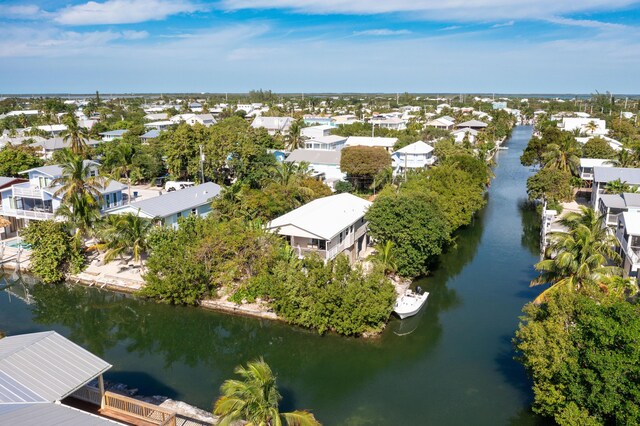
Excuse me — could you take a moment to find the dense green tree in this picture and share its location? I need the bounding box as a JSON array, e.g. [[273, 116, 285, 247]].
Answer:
[[0, 145, 44, 177], [214, 358, 321, 426], [366, 190, 451, 277], [340, 146, 391, 190], [55, 192, 102, 246], [581, 137, 616, 159], [526, 168, 573, 204], [21, 220, 84, 283], [514, 291, 640, 425]]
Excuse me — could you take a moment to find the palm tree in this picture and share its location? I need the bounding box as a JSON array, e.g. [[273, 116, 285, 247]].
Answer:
[[60, 113, 89, 155], [52, 149, 105, 203], [284, 119, 306, 151], [615, 149, 636, 168], [214, 358, 321, 426], [531, 207, 622, 304], [604, 179, 633, 195], [109, 142, 137, 203], [542, 137, 581, 175], [371, 240, 397, 275], [55, 192, 102, 246], [584, 120, 598, 135], [267, 161, 311, 187], [97, 212, 155, 267]]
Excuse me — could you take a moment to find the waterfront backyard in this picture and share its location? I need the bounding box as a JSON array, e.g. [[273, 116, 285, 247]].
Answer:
[[0, 126, 546, 425]]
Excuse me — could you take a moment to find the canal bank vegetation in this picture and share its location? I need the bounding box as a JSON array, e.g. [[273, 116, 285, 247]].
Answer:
[[366, 146, 491, 278], [140, 214, 396, 336], [515, 207, 640, 425]]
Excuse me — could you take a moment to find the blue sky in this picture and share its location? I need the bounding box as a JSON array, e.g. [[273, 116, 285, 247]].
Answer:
[[1, 0, 639, 94]]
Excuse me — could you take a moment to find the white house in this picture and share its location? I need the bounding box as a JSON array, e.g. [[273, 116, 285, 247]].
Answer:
[[576, 135, 623, 151], [345, 136, 398, 153], [266, 193, 372, 262], [99, 130, 128, 142], [578, 158, 614, 181], [29, 137, 103, 160], [591, 167, 640, 210], [426, 117, 455, 130], [560, 117, 608, 136], [304, 135, 347, 151], [108, 182, 221, 229], [456, 120, 488, 130], [370, 116, 407, 131], [285, 149, 345, 186], [35, 124, 67, 136], [598, 192, 640, 227], [251, 116, 294, 135], [144, 120, 174, 130], [332, 114, 360, 126], [301, 125, 333, 139], [391, 141, 435, 174], [615, 211, 640, 277], [451, 127, 478, 144]]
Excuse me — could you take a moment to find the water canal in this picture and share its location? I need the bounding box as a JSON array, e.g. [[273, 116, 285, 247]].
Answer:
[[0, 125, 547, 425]]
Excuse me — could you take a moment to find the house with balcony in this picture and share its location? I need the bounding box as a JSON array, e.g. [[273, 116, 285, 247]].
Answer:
[[598, 192, 640, 227], [107, 182, 221, 229], [391, 141, 435, 174], [579, 158, 614, 181], [0, 162, 125, 227], [615, 211, 640, 277], [99, 130, 128, 142], [304, 135, 347, 151], [266, 193, 372, 262], [591, 167, 640, 210]]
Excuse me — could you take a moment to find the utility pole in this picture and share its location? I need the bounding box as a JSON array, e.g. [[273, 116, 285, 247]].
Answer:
[[199, 145, 205, 183]]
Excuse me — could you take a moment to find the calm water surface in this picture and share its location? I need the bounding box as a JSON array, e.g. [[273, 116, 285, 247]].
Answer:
[[0, 126, 546, 425]]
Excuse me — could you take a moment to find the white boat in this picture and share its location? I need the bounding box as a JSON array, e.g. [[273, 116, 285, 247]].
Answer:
[[393, 289, 429, 319]]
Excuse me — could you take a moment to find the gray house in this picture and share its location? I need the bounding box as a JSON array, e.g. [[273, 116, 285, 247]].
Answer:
[[592, 167, 640, 210], [107, 182, 221, 228]]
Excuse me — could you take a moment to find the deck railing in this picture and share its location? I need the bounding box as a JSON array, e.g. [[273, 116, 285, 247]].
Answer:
[[70, 384, 102, 405], [103, 391, 176, 426]]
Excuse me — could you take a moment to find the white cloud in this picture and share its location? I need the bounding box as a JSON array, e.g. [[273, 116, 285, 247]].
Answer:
[[122, 30, 149, 40], [220, 0, 638, 22], [0, 4, 43, 19], [54, 0, 202, 25], [353, 29, 412, 36], [492, 20, 514, 28], [545, 16, 629, 30]]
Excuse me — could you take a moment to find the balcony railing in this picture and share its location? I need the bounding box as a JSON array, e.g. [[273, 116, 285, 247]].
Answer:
[[70, 384, 102, 406], [14, 209, 54, 220], [12, 185, 45, 198]]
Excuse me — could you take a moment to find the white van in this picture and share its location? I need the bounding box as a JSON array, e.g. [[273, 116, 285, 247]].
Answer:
[[164, 181, 195, 192]]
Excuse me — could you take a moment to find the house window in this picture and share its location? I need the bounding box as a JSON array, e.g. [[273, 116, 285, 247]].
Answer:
[[177, 212, 182, 218], [9, 196, 15, 209], [191, 208, 197, 215], [339, 232, 343, 243], [309, 239, 326, 250]]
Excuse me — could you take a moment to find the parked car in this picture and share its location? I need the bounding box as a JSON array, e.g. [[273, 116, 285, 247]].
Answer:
[[164, 181, 195, 192]]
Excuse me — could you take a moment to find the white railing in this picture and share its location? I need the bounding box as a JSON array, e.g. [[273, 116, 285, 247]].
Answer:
[[71, 385, 102, 406], [580, 172, 594, 180], [14, 209, 54, 220], [12, 185, 44, 198]]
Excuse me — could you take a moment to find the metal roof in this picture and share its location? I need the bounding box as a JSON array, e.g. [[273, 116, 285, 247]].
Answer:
[[0, 331, 111, 403], [0, 403, 124, 425], [0, 177, 23, 188], [285, 149, 341, 165], [267, 193, 371, 240], [20, 160, 100, 177], [457, 120, 488, 128], [394, 141, 434, 155], [109, 182, 221, 218], [593, 167, 640, 185]]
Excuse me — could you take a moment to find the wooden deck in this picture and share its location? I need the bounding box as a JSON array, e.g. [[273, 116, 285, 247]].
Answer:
[[99, 391, 177, 426]]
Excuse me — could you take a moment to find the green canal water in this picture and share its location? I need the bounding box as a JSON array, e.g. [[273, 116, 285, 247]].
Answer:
[[0, 125, 547, 425]]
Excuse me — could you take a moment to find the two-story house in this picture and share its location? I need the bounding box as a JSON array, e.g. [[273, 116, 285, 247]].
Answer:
[[579, 158, 613, 182], [598, 192, 640, 227], [0, 162, 125, 229], [266, 193, 372, 263], [304, 135, 347, 151], [391, 141, 435, 174], [591, 167, 640, 210], [615, 211, 640, 277]]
